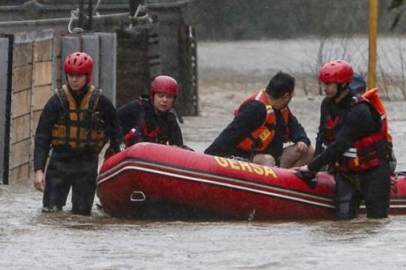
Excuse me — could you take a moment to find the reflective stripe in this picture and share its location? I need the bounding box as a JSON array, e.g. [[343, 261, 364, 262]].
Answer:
[[342, 152, 357, 158], [254, 90, 263, 100], [342, 147, 357, 158]]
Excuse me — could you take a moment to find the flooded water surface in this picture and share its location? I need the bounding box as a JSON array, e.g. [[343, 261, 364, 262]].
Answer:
[[2, 39, 406, 269], [2, 183, 406, 270], [2, 183, 406, 269]]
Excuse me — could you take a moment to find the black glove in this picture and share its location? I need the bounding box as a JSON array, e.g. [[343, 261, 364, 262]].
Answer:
[[104, 143, 126, 161], [295, 170, 317, 188]]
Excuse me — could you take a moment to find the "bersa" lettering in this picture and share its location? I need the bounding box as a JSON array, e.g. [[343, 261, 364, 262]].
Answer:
[[214, 156, 277, 178]]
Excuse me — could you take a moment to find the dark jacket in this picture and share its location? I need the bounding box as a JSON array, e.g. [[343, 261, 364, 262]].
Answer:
[[315, 94, 354, 156], [308, 100, 383, 172], [204, 99, 311, 159], [117, 97, 184, 146], [34, 86, 122, 171]]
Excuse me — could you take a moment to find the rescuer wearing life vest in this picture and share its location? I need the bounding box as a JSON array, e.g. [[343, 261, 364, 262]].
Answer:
[[118, 75, 188, 149], [33, 52, 123, 216], [205, 71, 314, 168], [298, 60, 394, 220], [314, 72, 368, 158]]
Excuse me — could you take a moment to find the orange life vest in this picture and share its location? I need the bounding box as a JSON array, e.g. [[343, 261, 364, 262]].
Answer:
[[235, 90, 290, 152], [51, 85, 107, 153], [337, 88, 391, 172]]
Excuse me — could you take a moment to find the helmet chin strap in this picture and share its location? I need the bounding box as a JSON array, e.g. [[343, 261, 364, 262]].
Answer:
[[332, 83, 349, 100]]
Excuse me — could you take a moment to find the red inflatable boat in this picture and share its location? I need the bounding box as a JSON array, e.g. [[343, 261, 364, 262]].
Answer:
[[97, 143, 406, 220]]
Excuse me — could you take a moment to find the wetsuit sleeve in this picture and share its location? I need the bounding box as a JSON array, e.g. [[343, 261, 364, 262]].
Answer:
[[34, 96, 60, 171], [117, 99, 141, 135], [287, 108, 311, 146], [204, 100, 266, 157], [167, 112, 184, 146], [314, 98, 329, 156], [308, 102, 380, 172], [98, 95, 123, 151]]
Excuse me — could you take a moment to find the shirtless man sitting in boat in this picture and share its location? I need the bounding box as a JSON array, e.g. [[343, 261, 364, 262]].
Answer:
[[204, 71, 314, 168]]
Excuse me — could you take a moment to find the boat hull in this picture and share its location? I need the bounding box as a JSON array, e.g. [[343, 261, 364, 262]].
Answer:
[[97, 143, 406, 220]]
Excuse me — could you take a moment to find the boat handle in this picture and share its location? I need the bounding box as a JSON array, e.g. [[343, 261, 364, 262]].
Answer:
[[130, 191, 146, 202]]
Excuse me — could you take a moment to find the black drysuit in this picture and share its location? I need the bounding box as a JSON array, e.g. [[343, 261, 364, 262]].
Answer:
[[34, 86, 122, 215], [309, 97, 391, 219], [117, 97, 184, 146]]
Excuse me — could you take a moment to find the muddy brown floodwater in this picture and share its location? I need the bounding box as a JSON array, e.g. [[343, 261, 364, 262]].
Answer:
[[1, 40, 406, 270]]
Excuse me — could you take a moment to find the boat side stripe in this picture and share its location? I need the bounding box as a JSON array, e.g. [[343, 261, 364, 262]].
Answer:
[[98, 165, 336, 209], [388, 205, 406, 208]]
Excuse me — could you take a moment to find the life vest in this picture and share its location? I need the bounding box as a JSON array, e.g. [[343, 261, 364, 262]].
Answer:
[[362, 88, 393, 144], [124, 98, 173, 146], [51, 85, 106, 153], [337, 88, 391, 172], [234, 90, 290, 152]]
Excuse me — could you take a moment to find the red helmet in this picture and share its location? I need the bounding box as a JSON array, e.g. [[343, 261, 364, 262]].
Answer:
[[319, 60, 354, 84], [150, 75, 178, 97], [64, 52, 93, 84]]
